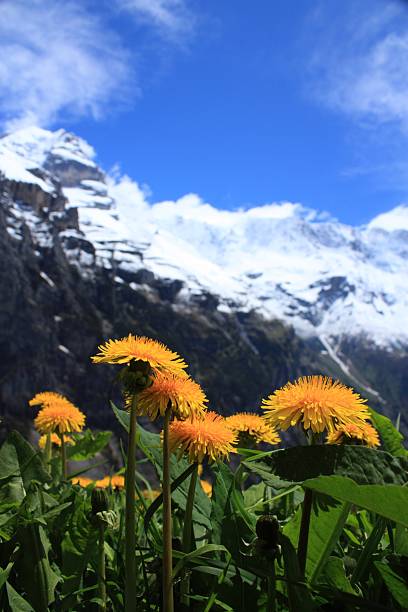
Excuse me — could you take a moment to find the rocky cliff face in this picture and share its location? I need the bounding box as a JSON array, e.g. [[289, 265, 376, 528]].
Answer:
[[0, 127, 407, 439]]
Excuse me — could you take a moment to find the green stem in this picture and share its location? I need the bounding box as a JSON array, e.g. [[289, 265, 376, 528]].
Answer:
[[44, 433, 52, 465], [98, 523, 107, 611], [181, 462, 198, 605], [297, 488, 313, 575], [162, 406, 174, 612], [267, 560, 276, 612], [60, 433, 67, 479], [125, 394, 138, 612]]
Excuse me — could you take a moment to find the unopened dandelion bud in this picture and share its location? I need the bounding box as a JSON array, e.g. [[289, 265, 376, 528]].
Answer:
[[119, 359, 153, 394], [91, 488, 110, 515], [256, 515, 280, 547]]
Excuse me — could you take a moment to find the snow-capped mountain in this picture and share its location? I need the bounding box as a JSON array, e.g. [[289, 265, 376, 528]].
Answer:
[[1, 126, 407, 350], [0, 126, 407, 437]]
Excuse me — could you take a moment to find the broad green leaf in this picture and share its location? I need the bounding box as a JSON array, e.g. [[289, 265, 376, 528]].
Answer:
[[369, 407, 408, 457], [323, 556, 356, 594], [6, 582, 34, 611], [245, 445, 408, 486], [374, 561, 408, 608], [395, 524, 408, 556], [283, 496, 350, 583], [67, 430, 112, 461], [304, 476, 408, 527], [15, 523, 59, 611], [8, 431, 50, 487], [111, 401, 130, 431], [61, 497, 97, 610]]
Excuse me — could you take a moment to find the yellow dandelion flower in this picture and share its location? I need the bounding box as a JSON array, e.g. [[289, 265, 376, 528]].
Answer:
[[200, 479, 212, 497], [168, 411, 237, 463], [91, 334, 187, 376], [141, 489, 161, 501], [134, 371, 207, 420], [38, 433, 73, 448], [34, 403, 85, 435], [225, 412, 280, 445], [262, 375, 370, 434], [95, 475, 125, 489], [326, 422, 380, 447], [72, 476, 93, 487], [29, 391, 72, 409]]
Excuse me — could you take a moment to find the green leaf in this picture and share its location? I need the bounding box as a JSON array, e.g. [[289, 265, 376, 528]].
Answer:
[[244, 445, 408, 486], [67, 430, 112, 461], [8, 431, 50, 487], [15, 523, 59, 611], [369, 407, 408, 457], [323, 556, 356, 594], [173, 544, 229, 578], [6, 582, 35, 611], [144, 462, 196, 532], [304, 476, 408, 527], [137, 423, 212, 529], [110, 401, 130, 431], [374, 561, 408, 608], [283, 496, 350, 584], [279, 533, 316, 612], [395, 524, 408, 556], [61, 497, 97, 610], [210, 463, 254, 564]]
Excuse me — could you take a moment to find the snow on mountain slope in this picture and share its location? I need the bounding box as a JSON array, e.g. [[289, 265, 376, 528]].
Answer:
[[1, 126, 407, 349]]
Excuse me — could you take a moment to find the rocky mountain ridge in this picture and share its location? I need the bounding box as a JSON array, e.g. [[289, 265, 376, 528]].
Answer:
[[0, 127, 407, 438]]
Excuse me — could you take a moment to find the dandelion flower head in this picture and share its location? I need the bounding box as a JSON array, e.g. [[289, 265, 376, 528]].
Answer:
[[326, 421, 380, 447], [262, 375, 370, 434], [35, 402, 85, 435], [226, 412, 280, 445], [91, 334, 187, 377], [168, 411, 237, 463], [95, 475, 125, 489], [30, 391, 72, 409], [134, 371, 207, 420]]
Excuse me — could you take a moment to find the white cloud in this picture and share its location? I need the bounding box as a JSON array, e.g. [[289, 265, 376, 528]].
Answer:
[[117, 0, 194, 37], [307, 1, 408, 129], [0, 0, 133, 130]]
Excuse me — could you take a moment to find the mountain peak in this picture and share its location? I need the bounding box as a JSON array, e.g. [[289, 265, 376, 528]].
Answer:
[[368, 204, 408, 232]]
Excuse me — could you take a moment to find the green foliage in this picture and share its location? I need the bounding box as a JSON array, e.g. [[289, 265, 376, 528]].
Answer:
[[244, 444, 408, 485], [1, 401, 407, 610], [369, 407, 408, 457], [304, 476, 408, 527], [67, 430, 112, 461]]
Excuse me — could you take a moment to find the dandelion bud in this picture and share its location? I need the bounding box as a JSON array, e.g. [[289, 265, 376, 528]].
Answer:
[[256, 515, 280, 548], [120, 359, 153, 394], [91, 488, 109, 515]]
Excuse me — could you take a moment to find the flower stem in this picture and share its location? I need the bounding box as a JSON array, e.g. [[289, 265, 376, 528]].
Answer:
[[162, 406, 174, 612], [44, 433, 52, 465], [125, 394, 138, 612], [98, 522, 107, 611], [267, 560, 276, 612], [60, 433, 67, 479], [181, 462, 198, 605], [297, 488, 313, 575]]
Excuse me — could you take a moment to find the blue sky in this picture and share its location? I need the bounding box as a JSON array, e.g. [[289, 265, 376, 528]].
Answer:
[[1, 0, 408, 225]]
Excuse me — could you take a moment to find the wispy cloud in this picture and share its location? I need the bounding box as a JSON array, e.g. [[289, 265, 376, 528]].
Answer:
[[0, 0, 194, 131], [306, 0, 408, 130], [116, 0, 194, 38]]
